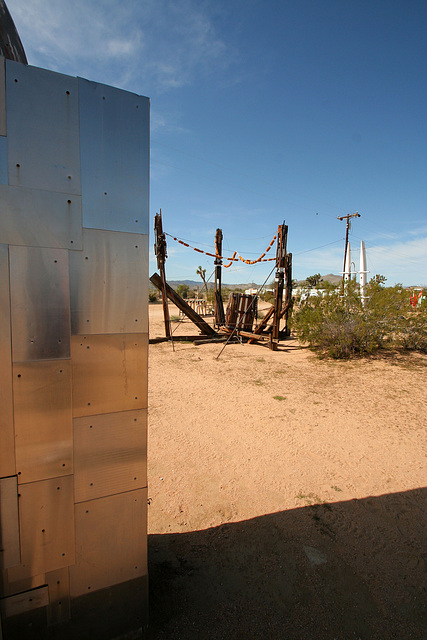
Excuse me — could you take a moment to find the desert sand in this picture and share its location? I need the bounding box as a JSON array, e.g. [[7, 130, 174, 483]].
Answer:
[[146, 302, 426, 640]]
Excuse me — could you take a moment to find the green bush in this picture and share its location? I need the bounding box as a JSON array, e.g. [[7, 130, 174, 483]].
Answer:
[[293, 279, 427, 359]]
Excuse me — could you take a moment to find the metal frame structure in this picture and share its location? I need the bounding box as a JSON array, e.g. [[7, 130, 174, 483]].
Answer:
[[0, 59, 149, 639]]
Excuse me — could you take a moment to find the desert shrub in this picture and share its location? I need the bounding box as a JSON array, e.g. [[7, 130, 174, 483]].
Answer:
[[293, 280, 427, 359], [149, 291, 157, 303]]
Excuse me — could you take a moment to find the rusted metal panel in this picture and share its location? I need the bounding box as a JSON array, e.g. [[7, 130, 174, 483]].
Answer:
[[0, 585, 49, 618], [13, 360, 73, 484], [69, 488, 147, 597], [9, 245, 71, 362], [46, 567, 70, 625], [0, 476, 20, 570], [0, 185, 82, 250], [71, 333, 148, 418], [78, 77, 149, 234], [74, 409, 147, 503], [0, 244, 15, 478], [0, 56, 6, 136], [7, 476, 75, 581], [69, 229, 148, 335], [6, 60, 81, 195]]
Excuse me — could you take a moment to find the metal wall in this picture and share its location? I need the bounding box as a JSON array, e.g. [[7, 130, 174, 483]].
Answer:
[[0, 60, 149, 639]]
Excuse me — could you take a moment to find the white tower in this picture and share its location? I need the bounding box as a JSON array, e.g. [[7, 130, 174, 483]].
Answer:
[[344, 242, 351, 281], [360, 240, 369, 305]]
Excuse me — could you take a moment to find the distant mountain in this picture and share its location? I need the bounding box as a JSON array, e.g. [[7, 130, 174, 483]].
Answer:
[[166, 280, 260, 291]]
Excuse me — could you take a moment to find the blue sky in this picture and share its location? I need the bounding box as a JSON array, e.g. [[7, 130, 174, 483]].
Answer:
[[8, 0, 427, 286]]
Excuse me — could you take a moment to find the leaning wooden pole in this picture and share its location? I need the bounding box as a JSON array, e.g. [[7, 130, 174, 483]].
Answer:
[[154, 210, 171, 339], [150, 273, 217, 337], [271, 222, 287, 350]]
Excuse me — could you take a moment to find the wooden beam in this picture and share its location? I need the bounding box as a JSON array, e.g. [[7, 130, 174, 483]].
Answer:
[[150, 272, 217, 336]]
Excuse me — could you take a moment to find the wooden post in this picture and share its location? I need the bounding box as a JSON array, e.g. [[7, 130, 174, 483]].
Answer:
[[271, 222, 287, 350], [283, 252, 293, 336], [214, 228, 225, 327], [154, 210, 171, 339]]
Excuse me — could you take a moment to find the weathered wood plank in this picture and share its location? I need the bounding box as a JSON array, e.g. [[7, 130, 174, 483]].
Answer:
[[150, 273, 217, 336]]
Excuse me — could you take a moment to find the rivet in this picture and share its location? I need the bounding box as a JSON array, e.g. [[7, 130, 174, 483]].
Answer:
[[67, 199, 71, 204], [16, 163, 20, 168], [66, 90, 70, 95]]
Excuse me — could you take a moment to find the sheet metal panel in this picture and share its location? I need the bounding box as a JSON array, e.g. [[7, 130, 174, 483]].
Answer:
[[0, 245, 15, 477], [0, 57, 5, 136], [0, 136, 7, 184], [7, 476, 75, 582], [69, 488, 147, 597], [46, 567, 70, 625], [0, 585, 49, 618], [6, 60, 81, 195], [0, 572, 45, 599], [71, 333, 148, 418], [78, 77, 149, 234], [0, 477, 20, 570], [0, 184, 82, 250], [74, 409, 147, 503], [13, 360, 73, 484], [70, 229, 148, 335], [9, 246, 71, 362]]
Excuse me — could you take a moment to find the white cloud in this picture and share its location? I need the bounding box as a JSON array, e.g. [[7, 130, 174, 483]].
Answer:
[[7, 0, 233, 93]]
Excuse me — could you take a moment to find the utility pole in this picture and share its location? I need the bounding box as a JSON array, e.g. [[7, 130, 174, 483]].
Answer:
[[337, 212, 360, 282]]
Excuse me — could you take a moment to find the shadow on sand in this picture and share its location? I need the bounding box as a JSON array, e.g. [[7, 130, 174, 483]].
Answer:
[[147, 488, 426, 640]]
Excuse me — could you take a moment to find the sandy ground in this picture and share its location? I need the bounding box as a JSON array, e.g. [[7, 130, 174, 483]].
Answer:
[[146, 302, 426, 640]]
